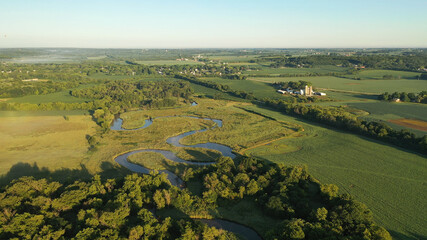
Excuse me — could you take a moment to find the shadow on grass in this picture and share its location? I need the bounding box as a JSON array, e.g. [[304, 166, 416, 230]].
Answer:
[[388, 230, 426, 240], [0, 161, 131, 187], [182, 148, 222, 162]]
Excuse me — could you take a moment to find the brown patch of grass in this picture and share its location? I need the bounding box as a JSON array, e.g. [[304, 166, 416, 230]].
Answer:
[[0, 115, 97, 175], [388, 118, 427, 131]]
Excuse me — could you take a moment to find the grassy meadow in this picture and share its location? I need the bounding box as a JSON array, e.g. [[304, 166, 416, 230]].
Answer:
[[135, 60, 203, 65], [0, 113, 97, 176], [243, 65, 351, 76]]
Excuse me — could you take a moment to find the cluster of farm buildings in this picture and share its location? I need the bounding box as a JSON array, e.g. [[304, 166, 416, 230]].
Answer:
[[277, 85, 326, 96]]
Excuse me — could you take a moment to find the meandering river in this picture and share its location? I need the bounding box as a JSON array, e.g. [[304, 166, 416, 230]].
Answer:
[[111, 104, 261, 240]]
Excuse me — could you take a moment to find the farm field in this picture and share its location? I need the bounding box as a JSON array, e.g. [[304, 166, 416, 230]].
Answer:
[[205, 55, 258, 62], [239, 104, 427, 240], [344, 70, 421, 80], [135, 60, 203, 65], [243, 65, 351, 75], [6, 89, 91, 104], [313, 100, 427, 135], [249, 76, 427, 94], [0, 113, 97, 182]]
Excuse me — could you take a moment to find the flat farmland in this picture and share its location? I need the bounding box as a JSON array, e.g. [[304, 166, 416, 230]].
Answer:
[[0, 114, 97, 176], [244, 65, 351, 76], [249, 76, 427, 94], [135, 60, 203, 65], [240, 104, 427, 240]]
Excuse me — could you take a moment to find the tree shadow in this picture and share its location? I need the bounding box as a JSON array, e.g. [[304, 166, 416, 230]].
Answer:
[[182, 148, 222, 162], [0, 161, 132, 187], [388, 230, 426, 240]]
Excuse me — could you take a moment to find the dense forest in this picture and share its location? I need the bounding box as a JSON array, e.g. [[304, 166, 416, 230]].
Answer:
[[71, 80, 193, 109], [0, 156, 391, 239]]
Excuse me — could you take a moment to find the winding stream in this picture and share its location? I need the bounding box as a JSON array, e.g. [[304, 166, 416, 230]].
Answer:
[[111, 105, 261, 240]]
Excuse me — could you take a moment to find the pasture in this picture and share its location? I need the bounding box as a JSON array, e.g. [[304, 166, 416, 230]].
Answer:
[[346, 69, 421, 80], [249, 76, 427, 94], [0, 113, 97, 176], [240, 104, 427, 240], [135, 60, 203, 65], [243, 65, 351, 76], [7, 89, 90, 104]]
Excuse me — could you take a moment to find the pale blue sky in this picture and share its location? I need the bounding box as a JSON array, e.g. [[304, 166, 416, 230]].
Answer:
[[0, 0, 426, 48]]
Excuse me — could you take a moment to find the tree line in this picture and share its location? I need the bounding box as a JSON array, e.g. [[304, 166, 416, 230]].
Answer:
[[262, 99, 427, 154], [379, 91, 427, 104], [272, 80, 312, 90]]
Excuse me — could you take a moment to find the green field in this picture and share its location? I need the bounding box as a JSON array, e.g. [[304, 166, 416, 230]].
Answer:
[[135, 60, 203, 65], [249, 76, 427, 94], [244, 65, 351, 76], [240, 105, 427, 240], [206, 55, 258, 62], [6, 89, 90, 104], [345, 70, 421, 80], [0, 113, 97, 177]]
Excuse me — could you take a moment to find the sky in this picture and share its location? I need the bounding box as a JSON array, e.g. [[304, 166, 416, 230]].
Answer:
[[0, 0, 426, 48]]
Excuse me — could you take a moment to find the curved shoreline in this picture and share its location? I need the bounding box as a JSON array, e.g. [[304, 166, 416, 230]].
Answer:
[[111, 106, 262, 240], [111, 113, 235, 187]]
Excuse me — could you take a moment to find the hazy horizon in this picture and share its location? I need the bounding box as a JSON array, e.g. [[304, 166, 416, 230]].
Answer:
[[1, 0, 426, 48]]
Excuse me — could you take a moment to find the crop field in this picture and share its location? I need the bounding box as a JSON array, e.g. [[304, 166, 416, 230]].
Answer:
[[7, 89, 90, 104], [206, 55, 258, 62], [249, 76, 427, 94], [135, 60, 203, 65], [239, 104, 427, 240], [345, 70, 421, 80], [243, 65, 351, 76], [388, 118, 427, 132], [0, 114, 97, 179]]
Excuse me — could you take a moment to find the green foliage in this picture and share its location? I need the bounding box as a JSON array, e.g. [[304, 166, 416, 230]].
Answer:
[[273, 80, 313, 90], [379, 91, 427, 104], [0, 174, 237, 239]]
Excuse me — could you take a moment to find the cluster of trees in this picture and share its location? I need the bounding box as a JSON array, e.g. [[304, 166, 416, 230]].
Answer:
[[183, 156, 391, 239], [260, 54, 427, 72], [0, 174, 238, 239], [175, 75, 256, 100], [71, 80, 194, 109], [222, 74, 247, 80], [0, 80, 80, 98], [272, 80, 312, 90], [379, 91, 427, 103], [262, 99, 427, 154]]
